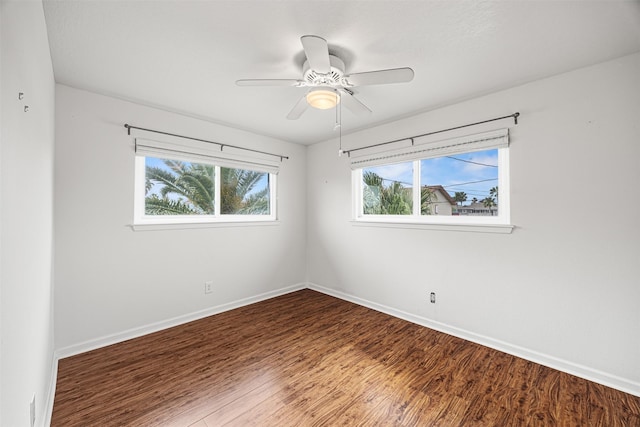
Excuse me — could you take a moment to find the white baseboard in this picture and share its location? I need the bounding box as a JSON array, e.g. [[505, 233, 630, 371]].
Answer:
[[307, 282, 640, 397], [42, 355, 58, 427], [46, 280, 638, 427], [47, 283, 306, 426], [55, 283, 306, 360]]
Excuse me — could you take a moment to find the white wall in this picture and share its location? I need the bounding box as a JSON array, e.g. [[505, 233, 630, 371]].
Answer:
[[307, 53, 640, 395], [54, 85, 307, 353], [1, 1, 56, 426]]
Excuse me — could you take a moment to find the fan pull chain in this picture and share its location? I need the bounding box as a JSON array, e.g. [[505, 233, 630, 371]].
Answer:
[[337, 93, 343, 156]]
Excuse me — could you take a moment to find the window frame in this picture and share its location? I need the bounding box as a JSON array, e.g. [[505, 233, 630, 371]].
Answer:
[[352, 146, 511, 231], [133, 153, 278, 228]]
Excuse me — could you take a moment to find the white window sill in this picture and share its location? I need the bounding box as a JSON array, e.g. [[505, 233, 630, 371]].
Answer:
[[351, 220, 514, 234], [131, 220, 280, 232]]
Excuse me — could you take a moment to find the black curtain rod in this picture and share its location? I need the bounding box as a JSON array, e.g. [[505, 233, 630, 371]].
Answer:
[[124, 124, 289, 161], [342, 112, 520, 157]]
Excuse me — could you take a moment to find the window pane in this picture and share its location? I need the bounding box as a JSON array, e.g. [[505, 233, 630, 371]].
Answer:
[[145, 157, 215, 215], [420, 148, 499, 216], [362, 162, 413, 215], [221, 167, 270, 215]]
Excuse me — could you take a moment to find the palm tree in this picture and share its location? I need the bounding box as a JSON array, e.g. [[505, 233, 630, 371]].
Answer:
[[482, 196, 496, 216], [220, 167, 269, 214], [453, 191, 467, 214], [145, 159, 268, 215], [420, 186, 436, 215], [453, 191, 467, 206], [362, 171, 440, 215], [489, 186, 499, 204], [145, 159, 215, 215], [362, 171, 412, 215], [472, 197, 478, 204]]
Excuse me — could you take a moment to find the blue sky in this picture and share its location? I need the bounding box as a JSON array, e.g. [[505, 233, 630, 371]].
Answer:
[[146, 156, 168, 169], [366, 149, 498, 203]]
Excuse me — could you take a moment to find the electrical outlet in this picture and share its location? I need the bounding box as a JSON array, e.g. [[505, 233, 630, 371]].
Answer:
[[430, 292, 436, 304], [204, 281, 213, 294], [30, 394, 36, 427]]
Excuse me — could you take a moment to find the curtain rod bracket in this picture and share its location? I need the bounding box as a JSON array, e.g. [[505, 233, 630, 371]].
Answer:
[[514, 112, 520, 125]]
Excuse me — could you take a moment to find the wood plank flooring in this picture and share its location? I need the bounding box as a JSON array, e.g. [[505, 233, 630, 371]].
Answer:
[[52, 289, 640, 426]]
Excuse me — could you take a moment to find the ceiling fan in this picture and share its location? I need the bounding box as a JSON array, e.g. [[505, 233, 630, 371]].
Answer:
[[236, 35, 415, 120]]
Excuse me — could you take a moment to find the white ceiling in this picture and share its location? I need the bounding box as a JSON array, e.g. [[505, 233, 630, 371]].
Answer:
[[43, 0, 640, 145]]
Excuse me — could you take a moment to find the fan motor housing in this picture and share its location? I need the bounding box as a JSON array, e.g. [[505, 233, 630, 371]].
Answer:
[[302, 55, 346, 87]]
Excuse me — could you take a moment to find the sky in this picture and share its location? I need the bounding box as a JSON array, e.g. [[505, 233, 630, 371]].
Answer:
[[366, 148, 499, 204]]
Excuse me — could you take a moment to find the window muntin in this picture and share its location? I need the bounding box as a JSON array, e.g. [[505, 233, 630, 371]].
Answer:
[[135, 155, 276, 224], [354, 147, 509, 225]]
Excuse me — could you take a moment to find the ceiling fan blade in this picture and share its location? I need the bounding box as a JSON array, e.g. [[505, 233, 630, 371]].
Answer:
[[338, 90, 372, 116], [301, 35, 330, 74], [286, 95, 309, 120], [236, 79, 303, 87], [344, 67, 414, 86]]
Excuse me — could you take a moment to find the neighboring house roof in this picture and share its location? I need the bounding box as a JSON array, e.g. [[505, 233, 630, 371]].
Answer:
[[425, 185, 457, 206]]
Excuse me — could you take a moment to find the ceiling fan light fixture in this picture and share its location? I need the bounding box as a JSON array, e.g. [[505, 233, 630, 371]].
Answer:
[[306, 88, 340, 110], [237, 35, 412, 119]]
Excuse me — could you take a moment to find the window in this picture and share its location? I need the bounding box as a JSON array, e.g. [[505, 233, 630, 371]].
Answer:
[[134, 138, 278, 226], [352, 129, 511, 229], [362, 162, 414, 215]]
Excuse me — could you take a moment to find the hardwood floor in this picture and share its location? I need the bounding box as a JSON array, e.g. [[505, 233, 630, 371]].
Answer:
[[52, 289, 640, 426]]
